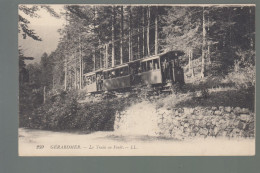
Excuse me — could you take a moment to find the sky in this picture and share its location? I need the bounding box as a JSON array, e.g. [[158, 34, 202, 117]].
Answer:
[[18, 5, 65, 64]]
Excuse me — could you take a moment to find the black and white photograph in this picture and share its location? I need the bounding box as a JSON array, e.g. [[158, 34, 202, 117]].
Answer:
[[18, 4, 255, 156]]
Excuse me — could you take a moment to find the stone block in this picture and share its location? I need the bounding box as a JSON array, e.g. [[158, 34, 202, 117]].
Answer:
[[212, 106, 217, 111], [184, 123, 189, 128], [240, 114, 251, 122], [214, 110, 222, 115], [199, 128, 208, 136], [225, 106, 232, 113], [233, 107, 242, 114], [219, 106, 224, 110]]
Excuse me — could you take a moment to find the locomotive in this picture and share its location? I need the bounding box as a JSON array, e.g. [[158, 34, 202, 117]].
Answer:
[[82, 50, 185, 93]]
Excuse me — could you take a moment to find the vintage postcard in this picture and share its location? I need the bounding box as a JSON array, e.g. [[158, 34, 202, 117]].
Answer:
[[18, 4, 255, 156]]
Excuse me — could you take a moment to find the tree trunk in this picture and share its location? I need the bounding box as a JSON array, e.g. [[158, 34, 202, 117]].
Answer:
[[154, 6, 158, 55], [120, 6, 124, 64], [128, 7, 132, 62], [100, 45, 102, 69], [147, 6, 150, 56], [64, 10, 68, 91], [93, 50, 96, 71], [79, 37, 82, 89], [74, 53, 77, 89], [137, 21, 140, 59], [207, 15, 211, 64], [43, 86, 46, 104], [208, 45, 211, 64], [111, 6, 115, 67], [201, 7, 206, 78], [105, 44, 108, 68], [142, 7, 145, 58], [64, 58, 67, 90]]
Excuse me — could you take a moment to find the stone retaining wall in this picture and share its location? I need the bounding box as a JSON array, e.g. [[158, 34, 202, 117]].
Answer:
[[156, 106, 254, 139], [115, 105, 255, 140]]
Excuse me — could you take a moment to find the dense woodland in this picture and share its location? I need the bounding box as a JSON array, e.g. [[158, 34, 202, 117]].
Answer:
[[18, 5, 255, 130]]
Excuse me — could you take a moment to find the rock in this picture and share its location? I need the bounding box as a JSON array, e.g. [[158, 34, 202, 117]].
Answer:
[[183, 107, 194, 114], [199, 128, 208, 136], [194, 119, 200, 126], [192, 126, 200, 133], [172, 119, 180, 126], [211, 119, 217, 125], [243, 124, 249, 131], [223, 114, 230, 119], [184, 123, 189, 128], [219, 106, 224, 110], [225, 106, 232, 113], [219, 122, 228, 130], [178, 108, 184, 113], [191, 114, 197, 119], [179, 126, 184, 132], [208, 128, 215, 136], [217, 130, 227, 137], [214, 110, 222, 115], [232, 128, 241, 134], [248, 122, 255, 131], [197, 114, 204, 120], [206, 122, 212, 129], [238, 121, 247, 130], [241, 108, 250, 114], [233, 120, 240, 126], [199, 119, 207, 128], [240, 114, 251, 122], [233, 107, 242, 114], [208, 110, 214, 116], [212, 106, 217, 111], [229, 113, 236, 119], [213, 126, 219, 136]]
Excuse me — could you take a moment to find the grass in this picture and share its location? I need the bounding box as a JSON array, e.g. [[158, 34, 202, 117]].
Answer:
[[175, 87, 254, 111]]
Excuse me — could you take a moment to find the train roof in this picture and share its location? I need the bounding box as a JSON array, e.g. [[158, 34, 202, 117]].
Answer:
[[83, 51, 184, 75], [103, 63, 128, 72], [84, 71, 96, 76], [84, 69, 103, 76], [129, 50, 184, 63]]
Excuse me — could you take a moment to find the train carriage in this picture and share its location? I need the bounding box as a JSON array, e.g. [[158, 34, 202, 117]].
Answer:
[[128, 55, 162, 85], [82, 50, 185, 93], [83, 71, 97, 93], [102, 64, 131, 91]]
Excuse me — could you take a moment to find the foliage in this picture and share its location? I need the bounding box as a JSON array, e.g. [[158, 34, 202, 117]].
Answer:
[[18, 5, 60, 41], [20, 90, 128, 131], [222, 49, 255, 89]]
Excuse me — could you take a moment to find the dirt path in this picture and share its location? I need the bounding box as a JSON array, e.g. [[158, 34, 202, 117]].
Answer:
[[19, 128, 255, 156]]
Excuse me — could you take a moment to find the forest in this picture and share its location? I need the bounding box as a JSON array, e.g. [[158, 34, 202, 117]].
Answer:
[[18, 5, 255, 132]]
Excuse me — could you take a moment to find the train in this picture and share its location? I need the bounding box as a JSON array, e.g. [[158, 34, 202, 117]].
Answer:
[[82, 50, 185, 93]]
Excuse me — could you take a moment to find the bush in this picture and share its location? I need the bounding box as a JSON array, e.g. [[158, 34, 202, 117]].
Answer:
[[226, 64, 255, 89], [224, 49, 255, 89], [22, 89, 128, 132]]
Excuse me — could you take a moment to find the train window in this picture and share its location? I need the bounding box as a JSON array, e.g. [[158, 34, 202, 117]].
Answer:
[[141, 62, 147, 72], [92, 75, 96, 82], [147, 60, 153, 71], [153, 59, 159, 70], [111, 70, 115, 78], [115, 69, 120, 77], [122, 67, 128, 76], [103, 72, 108, 79], [86, 76, 91, 85]]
